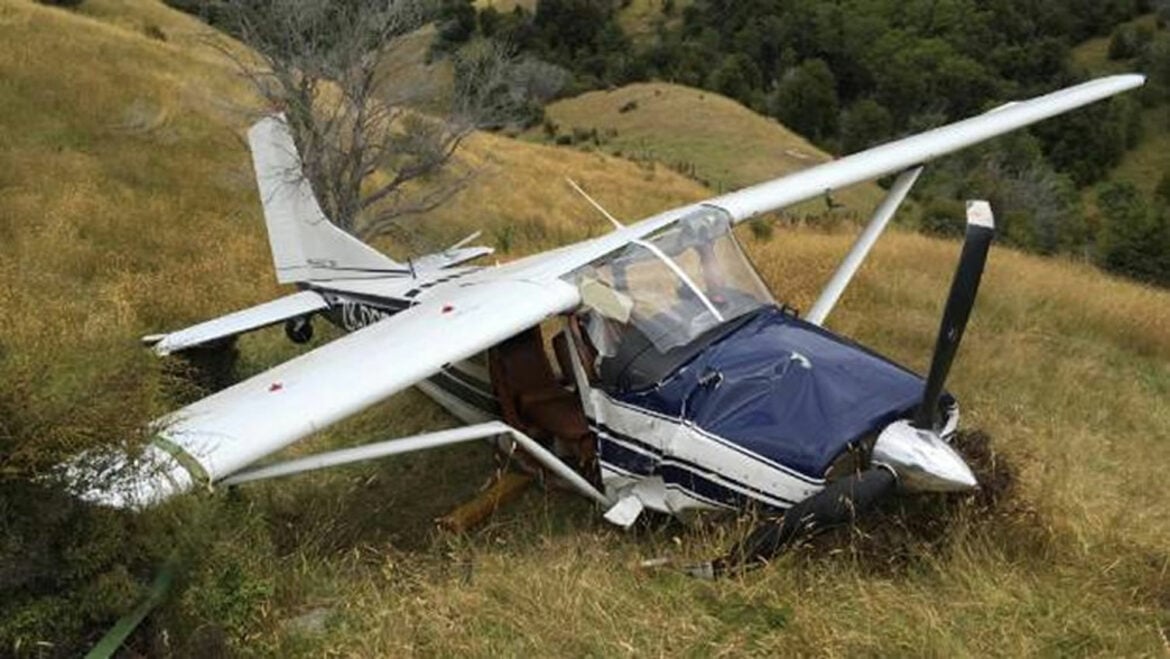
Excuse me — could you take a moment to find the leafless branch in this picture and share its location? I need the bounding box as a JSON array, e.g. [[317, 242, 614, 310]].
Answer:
[[199, 0, 534, 248]]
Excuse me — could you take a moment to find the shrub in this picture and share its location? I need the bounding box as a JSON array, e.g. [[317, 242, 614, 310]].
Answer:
[[1156, 173, 1170, 205], [748, 217, 774, 242], [0, 481, 151, 656], [918, 198, 967, 237], [1109, 24, 1141, 60], [142, 23, 168, 41], [1096, 182, 1170, 286], [1109, 23, 1153, 61]]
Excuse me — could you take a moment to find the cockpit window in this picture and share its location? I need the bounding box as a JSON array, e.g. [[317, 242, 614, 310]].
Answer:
[[574, 206, 774, 355]]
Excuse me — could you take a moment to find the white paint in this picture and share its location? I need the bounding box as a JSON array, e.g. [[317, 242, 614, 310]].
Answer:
[[218, 421, 610, 507], [152, 290, 328, 355], [153, 279, 578, 485], [96, 76, 1143, 509], [249, 116, 406, 283], [591, 393, 824, 513], [966, 200, 995, 229], [603, 495, 645, 528], [806, 166, 922, 326]]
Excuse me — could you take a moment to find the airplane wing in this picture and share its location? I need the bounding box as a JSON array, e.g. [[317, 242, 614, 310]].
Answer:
[[145, 290, 329, 356], [94, 277, 578, 506]]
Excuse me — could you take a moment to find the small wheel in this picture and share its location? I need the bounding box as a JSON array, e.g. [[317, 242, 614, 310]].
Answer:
[[285, 316, 314, 344]]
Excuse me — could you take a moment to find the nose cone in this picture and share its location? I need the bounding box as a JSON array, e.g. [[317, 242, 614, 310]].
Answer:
[[872, 420, 978, 492]]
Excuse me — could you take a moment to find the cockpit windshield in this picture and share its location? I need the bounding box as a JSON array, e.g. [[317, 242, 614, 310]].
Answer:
[[575, 206, 774, 356]]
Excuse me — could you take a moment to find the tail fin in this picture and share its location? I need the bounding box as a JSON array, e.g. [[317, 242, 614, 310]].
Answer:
[[247, 115, 407, 283]]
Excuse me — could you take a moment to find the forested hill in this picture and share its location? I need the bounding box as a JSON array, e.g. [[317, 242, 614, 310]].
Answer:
[[439, 0, 1170, 286], [455, 0, 1153, 160]]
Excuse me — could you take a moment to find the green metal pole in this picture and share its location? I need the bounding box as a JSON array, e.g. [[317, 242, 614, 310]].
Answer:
[[84, 558, 178, 659]]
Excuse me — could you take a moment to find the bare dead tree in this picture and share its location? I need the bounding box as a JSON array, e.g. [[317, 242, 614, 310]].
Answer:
[[205, 0, 532, 246]]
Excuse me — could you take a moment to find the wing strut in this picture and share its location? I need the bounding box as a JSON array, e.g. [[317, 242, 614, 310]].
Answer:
[[219, 421, 612, 507], [566, 177, 624, 229], [805, 166, 923, 325]]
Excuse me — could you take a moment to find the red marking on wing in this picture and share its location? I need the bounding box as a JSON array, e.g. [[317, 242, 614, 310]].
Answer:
[[441, 304, 454, 314], [269, 382, 283, 392]]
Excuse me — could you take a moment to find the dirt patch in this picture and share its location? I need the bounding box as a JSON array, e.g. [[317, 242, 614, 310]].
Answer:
[[952, 429, 1018, 510], [797, 429, 1051, 575], [705, 429, 1050, 577]]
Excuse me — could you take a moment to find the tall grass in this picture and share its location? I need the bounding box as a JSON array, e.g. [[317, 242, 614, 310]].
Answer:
[[2, 1, 1168, 655]]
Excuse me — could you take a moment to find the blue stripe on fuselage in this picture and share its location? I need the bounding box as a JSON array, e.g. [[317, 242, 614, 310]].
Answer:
[[593, 421, 797, 509]]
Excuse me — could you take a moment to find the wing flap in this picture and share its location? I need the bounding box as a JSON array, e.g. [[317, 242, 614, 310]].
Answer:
[[147, 290, 329, 356], [155, 278, 578, 485]]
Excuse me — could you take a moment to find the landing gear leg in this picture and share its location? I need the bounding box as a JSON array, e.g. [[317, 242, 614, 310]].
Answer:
[[285, 316, 314, 344], [163, 337, 240, 402]]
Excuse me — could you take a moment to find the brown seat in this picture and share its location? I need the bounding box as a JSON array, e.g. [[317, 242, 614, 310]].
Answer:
[[552, 331, 576, 387], [489, 325, 595, 475]]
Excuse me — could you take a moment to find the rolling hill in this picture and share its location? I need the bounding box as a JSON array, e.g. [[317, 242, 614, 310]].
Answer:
[[2, 1, 1169, 656], [532, 82, 886, 215]]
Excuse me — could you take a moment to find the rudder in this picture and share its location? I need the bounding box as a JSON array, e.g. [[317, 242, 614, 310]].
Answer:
[[247, 115, 406, 283]]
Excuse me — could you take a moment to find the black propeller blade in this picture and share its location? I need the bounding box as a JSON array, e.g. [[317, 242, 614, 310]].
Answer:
[[913, 201, 996, 431], [706, 467, 897, 576]]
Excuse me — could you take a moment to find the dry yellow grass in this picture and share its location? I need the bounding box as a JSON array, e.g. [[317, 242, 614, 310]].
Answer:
[[534, 82, 886, 215], [3, 1, 1170, 656], [377, 23, 456, 117], [403, 129, 708, 254]]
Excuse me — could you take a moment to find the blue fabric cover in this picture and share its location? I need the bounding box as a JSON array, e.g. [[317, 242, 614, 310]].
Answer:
[[614, 307, 939, 479]]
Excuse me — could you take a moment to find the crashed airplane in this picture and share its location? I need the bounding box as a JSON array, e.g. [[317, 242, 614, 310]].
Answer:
[[79, 74, 1145, 572]]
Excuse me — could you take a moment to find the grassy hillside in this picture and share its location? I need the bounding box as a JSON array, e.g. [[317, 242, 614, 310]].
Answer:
[[532, 82, 886, 216], [3, 1, 1170, 656]]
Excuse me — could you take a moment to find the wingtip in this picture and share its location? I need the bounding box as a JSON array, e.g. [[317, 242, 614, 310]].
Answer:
[[1105, 72, 1147, 89], [65, 443, 195, 510], [141, 333, 165, 346]]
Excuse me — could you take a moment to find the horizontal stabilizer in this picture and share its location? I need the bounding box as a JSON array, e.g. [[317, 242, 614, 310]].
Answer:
[[411, 246, 494, 272], [145, 290, 329, 356], [408, 231, 494, 272]]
